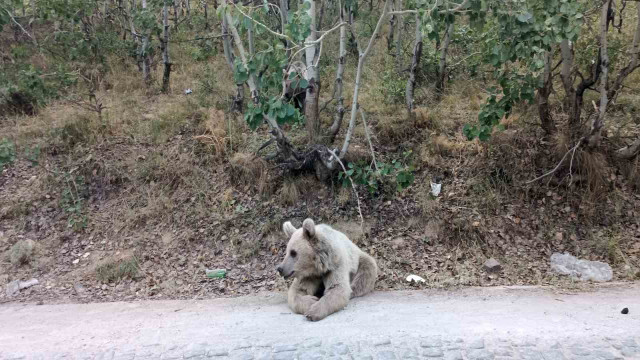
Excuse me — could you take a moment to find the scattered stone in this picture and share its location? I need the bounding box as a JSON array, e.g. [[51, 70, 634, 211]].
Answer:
[[421, 338, 442, 348], [621, 307, 629, 314], [273, 344, 296, 353], [232, 342, 252, 351], [374, 338, 391, 346], [272, 352, 296, 360], [376, 350, 397, 360], [550, 252, 613, 282], [332, 342, 350, 355], [6, 278, 39, 297], [422, 347, 444, 357], [6, 280, 20, 297], [19, 278, 38, 290], [74, 283, 86, 296], [540, 350, 566, 360], [444, 351, 463, 360], [483, 258, 502, 273], [207, 348, 229, 356], [304, 339, 322, 348], [466, 349, 494, 360], [468, 339, 485, 349]]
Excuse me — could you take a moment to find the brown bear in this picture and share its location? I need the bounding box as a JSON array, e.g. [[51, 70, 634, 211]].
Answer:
[[276, 218, 378, 321]]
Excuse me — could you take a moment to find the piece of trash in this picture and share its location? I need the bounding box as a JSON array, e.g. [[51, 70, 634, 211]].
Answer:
[[184, 88, 193, 95], [430, 182, 442, 197], [206, 269, 227, 278], [621, 308, 629, 314], [550, 252, 613, 282], [406, 274, 426, 283]]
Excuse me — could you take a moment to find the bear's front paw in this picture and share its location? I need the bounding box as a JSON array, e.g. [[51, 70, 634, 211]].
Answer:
[[304, 303, 325, 322]]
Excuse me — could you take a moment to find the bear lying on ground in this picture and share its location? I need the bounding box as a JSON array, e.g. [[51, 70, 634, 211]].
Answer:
[[276, 218, 378, 321]]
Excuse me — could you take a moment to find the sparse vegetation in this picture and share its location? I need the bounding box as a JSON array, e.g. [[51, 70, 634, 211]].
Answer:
[[95, 256, 140, 284], [10, 239, 35, 266]]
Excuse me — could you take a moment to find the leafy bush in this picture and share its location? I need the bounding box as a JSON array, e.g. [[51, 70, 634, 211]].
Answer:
[[339, 151, 416, 194], [0, 138, 16, 171]]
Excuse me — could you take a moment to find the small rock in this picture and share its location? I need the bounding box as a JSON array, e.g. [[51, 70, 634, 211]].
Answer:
[[621, 308, 629, 314], [73, 259, 80, 264], [550, 252, 613, 282], [483, 258, 502, 273], [391, 238, 406, 249], [74, 283, 86, 296], [19, 278, 38, 290], [6, 280, 20, 297]]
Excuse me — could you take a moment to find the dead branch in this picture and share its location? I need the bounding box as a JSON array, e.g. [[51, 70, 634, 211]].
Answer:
[[525, 138, 585, 184]]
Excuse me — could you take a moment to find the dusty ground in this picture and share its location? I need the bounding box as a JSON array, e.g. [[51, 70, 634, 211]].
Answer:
[[1, 284, 639, 358], [2, 124, 640, 305]]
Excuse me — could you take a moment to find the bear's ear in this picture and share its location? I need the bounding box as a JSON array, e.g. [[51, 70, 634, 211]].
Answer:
[[302, 218, 316, 239], [283, 221, 297, 238]]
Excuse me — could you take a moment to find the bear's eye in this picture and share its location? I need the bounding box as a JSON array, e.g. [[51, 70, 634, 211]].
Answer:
[[290, 250, 297, 258]]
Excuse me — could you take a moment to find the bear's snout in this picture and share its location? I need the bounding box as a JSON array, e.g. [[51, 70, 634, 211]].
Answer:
[[276, 266, 283, 276]]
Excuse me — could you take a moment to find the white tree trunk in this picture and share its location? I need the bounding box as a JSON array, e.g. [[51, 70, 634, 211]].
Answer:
[[405, 12, 422, 113], [587, 0, 612, 148], [436, 21, 454, 94], [329, 4, 347, 141], [304, 0, 320, 143], [608, 3, 640, 101], [222, 13, 243, 111], [141, 0, 151, 85], [161, 0, 171, 93], [394, 0, 403, 68], [279, 0, 290, 59]]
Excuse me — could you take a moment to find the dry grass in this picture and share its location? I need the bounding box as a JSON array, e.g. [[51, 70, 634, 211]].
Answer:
[[9, 239, 35, 266], [193, 108, 228, 159], [278, 178, 300, 206], [229, 153, 271, 195], [95, 254, 140, 284]]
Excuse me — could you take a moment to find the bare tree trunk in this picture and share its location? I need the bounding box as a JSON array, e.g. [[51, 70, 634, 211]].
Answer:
[[394, 0, 403, 69], [173, 0, 179, 28], [608, 3, 640, 102], [537, 49, 556, 134], [222, 14, 244, 112], [436, 21, 454, 95], [561, 38, 601, 137], [128, 0, 142, 71], [185, 0, 191, 27], [304, 0, 321, 143], [560, 39, 575, 113], [405, 12, 422, 114], [328, 5, 347, 142], [387, 0, 396, 54], [203, 0, 209, 30], [142, 0, 152, 85], [161, 0, 172, 93], [279, 0, 290, 59], [587, 0, 612, 148]]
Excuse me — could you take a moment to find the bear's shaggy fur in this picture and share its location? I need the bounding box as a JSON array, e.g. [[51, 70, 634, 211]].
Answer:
[[277, 218, 378, 321]]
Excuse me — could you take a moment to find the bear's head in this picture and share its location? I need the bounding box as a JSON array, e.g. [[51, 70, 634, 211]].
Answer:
[[277, 218, 325, 280]]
